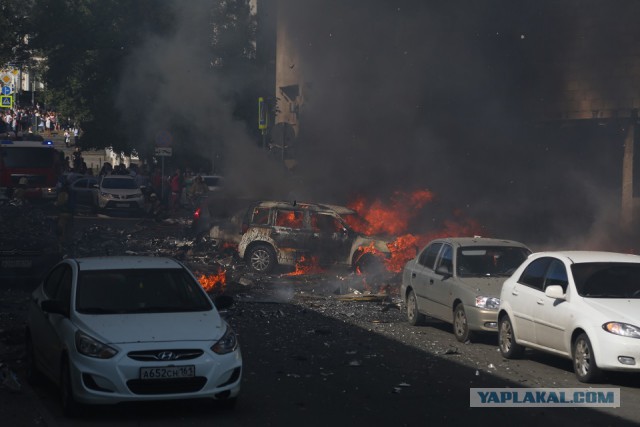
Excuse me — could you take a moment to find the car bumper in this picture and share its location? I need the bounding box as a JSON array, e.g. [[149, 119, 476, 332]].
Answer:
[[68, 344, 242, 405], [592, 333, 640, 371], [465, 306, 499, 332], [99, 200, 144, 211]]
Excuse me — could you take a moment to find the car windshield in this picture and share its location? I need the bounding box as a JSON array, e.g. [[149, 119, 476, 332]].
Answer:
[[75, 268, 213, 314], [572, 262, 640, 298], [101, 178, 138, 189], [456, 246, 530, 277]]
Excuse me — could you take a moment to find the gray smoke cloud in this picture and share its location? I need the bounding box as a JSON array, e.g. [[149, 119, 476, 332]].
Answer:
[[276, 0, 639, 250], [116, 0, 289, 200], [116, 0, 640, 250]]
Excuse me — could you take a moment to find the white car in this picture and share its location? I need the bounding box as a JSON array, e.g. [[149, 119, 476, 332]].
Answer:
[[498, 251, 640, 383], [25, 256, 242, 416], [97, 175, 144, 213]]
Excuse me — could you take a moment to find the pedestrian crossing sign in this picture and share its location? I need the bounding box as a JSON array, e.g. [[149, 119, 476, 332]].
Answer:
[[0, 95, 12, 108]]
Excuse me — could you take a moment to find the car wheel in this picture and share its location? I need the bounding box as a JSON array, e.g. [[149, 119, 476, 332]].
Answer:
[[353, 252, 384, 275], [406, 289, 425, 326], [61, 359, 82, 417], [453, 304, 474, 343], [572, 333, 603, 383], [498, 315, 524, 359], [25, 334, 43, 385], [246, 244, 276, 273]]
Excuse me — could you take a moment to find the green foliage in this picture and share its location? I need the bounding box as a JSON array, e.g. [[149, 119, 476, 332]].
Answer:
[[0, 0, 34, 66], [27, 0, 176, 152], [18, 0, 263, 162]]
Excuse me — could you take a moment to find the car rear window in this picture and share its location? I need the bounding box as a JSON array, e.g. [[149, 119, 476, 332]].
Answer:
[[458, 246, 531, 277]]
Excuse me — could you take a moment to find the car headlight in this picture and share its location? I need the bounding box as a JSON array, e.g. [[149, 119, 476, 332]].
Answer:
[[475, 296, 500, 310], [75, 330, 118, 359], [211, 324, 239, 354], [603, 322, 640, 338], [100, 192, 112, 198]]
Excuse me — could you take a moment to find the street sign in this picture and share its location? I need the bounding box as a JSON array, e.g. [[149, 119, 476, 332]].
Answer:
[[1, 86, 11, 95], [0, 95, 12, 109], [0, 74, 11, 85], [154, 147, 172, 156], [155, 130, 172, 147]]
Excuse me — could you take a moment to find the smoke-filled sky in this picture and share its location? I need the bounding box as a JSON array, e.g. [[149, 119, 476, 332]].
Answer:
[[117, 0, 640, 250]]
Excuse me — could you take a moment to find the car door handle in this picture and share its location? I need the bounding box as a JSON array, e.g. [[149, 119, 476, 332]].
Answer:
[[511, 290, 519, 296], [411, 273, 416, 278], [429, 279, 434, 285], [536, 299, 544, 305]]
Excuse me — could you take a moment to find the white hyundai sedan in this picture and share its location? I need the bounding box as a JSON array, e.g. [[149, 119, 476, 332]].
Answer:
[[498, 251, 640, 383], [25, 256, 241, 416]]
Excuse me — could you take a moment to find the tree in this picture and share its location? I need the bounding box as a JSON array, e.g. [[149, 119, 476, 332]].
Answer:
[[26, 0, 175, 152], [0, 0, 34, 66]]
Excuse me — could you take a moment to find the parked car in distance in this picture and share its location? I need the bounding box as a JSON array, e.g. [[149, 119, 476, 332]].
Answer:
[[69, 176, 99, 212], [401, 237, 531, 342], [25, 256, 241, 416], [498, 250, 640, 383], [97, 175, 144, 214], [201, 175, 224, 192]]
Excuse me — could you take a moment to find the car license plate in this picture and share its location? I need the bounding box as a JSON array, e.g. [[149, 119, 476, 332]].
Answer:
[[140, 365, 195, 379], [116, 202, 130, 208], [1, 259, 32, 269]]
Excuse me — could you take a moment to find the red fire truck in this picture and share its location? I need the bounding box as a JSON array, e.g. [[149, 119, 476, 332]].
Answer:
[[0, 138, 62, 201]]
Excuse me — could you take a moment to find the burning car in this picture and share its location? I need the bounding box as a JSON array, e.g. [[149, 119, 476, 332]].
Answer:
[[206, 200, 392, 274]]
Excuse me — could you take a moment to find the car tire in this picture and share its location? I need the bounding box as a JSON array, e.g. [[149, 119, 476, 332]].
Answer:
[[246, 244, 276, 274], [25, 334, 43, 385], [572, 333, 603, 383], [61, 359, 82, 417], [406, 289, 426, 326], [453, 304, 474, 343], [353, 252, 385, 275], [498, 314, 524, 359]]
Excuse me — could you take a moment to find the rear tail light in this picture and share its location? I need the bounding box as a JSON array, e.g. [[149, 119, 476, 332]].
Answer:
[[193, 208, 201, 220]]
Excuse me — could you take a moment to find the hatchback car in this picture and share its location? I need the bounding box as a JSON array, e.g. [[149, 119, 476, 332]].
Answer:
[[498, 250, 640, 383], [25, 256, 242, 416], [401, 237, 531, 342], [97, 175, 144, 214]]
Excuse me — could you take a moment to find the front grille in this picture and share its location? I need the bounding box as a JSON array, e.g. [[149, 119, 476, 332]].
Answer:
[[127, 377, 207, 395], [127, 349, 204, 361]]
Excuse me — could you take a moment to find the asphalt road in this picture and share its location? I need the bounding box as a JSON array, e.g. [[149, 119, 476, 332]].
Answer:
[[2, 216, 640, 426]]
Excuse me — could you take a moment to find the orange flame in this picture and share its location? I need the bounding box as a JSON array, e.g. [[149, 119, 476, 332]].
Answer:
[[275, 210, 304, 228], [197, 268, 227, 292], [285, 255, 324, 276], [347, 189, 434, 236], [347, 190, 484, 273]]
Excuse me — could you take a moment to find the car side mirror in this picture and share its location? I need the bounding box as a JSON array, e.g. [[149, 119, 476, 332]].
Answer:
[[545, 285, 566, 300], [41, 299, 69, 317], [435, 264, 452, 278]]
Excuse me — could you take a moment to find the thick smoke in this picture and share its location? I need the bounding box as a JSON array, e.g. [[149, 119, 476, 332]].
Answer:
[[117, 0, 640, 250], [116, 0, 289, 200], [277, 0, 640, 250]]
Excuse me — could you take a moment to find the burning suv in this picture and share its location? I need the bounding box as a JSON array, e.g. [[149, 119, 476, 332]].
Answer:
[[209, 200, 392, 274]]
